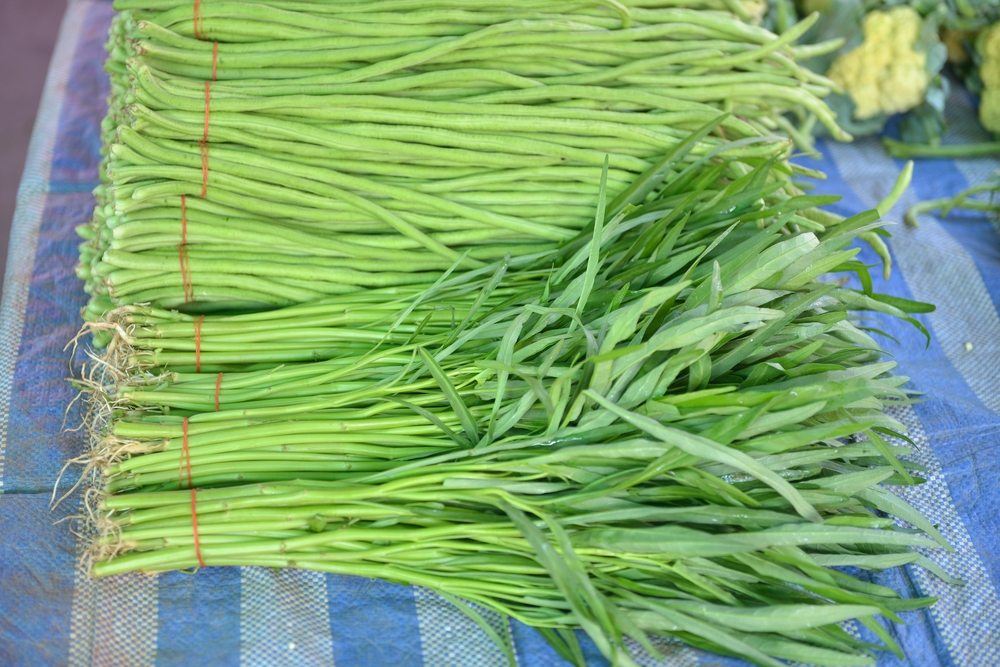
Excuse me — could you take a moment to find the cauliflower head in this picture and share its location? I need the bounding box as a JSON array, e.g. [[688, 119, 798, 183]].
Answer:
[[978, 23, 1000, 133], [828, 7, 931, 120]]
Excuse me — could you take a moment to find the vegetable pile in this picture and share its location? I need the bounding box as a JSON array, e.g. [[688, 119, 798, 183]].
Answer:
[[78, 0, 849, 336], [72, 2, 953, 666]]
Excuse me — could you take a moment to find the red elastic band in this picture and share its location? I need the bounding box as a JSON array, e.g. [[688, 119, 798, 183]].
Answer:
[[178, 195, 194, 303], [193, 0, 203, 40], [211, 41, 219, 82], [180, 416, 194, 488], [199, 82, 212, 197], [181, 417, 206, 568], [190, 488, 205, 567], [194, 315, 205, 373], [213, 372, 223, 411], [202, 83, 212, 144]]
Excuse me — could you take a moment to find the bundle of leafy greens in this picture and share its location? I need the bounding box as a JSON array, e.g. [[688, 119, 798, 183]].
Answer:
[[74, 130, 949, 666], [79, 0, 849, 341]]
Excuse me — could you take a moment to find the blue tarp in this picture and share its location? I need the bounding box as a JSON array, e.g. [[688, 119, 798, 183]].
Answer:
[[0, 2, 996, 665]]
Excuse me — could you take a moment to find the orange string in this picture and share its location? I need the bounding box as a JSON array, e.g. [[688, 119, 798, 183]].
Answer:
[[214, 372, 223, 411], [193, 0, 203, 40], [178, 195, 194, 303], [180, 416, 194, 488], [199, 82, 212, 197], [194, 315, 205, 373], [211, 41, 219, 81], [190, 488, 205, 567], [181, 417, 206, 568]]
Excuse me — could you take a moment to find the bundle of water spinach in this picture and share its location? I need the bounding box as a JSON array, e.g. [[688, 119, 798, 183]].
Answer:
[[79, 141, 946, 666], [79, 0, 849, 332]]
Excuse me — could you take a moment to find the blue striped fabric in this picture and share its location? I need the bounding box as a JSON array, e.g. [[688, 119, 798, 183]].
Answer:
[[0, 2, 996, 665]]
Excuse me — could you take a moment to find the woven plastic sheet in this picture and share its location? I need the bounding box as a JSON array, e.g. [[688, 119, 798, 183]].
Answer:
[[0, 2, 997, 665]]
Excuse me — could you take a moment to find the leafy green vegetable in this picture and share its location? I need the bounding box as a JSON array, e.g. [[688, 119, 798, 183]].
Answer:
[[69, 3, 950, 665], [78, 140, 943, 666]]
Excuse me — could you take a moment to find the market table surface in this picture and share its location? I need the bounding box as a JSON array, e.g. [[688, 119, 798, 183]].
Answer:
[[0, 2, 997, 665]]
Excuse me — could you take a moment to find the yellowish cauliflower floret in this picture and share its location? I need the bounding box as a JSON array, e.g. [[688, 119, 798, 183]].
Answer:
[[978, 24, 1000, 133], [827, 7, 930, 120]]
